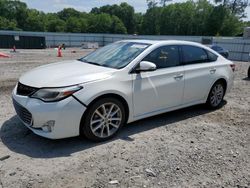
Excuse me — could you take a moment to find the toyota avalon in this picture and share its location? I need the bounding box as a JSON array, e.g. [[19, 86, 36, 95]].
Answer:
[[12, 40, 235, 141]]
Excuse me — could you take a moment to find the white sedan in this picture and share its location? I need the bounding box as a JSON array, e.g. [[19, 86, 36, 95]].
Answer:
[[12, 40, 235, 141]]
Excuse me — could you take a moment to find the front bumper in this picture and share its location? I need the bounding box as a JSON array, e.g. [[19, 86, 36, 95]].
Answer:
[[12, 86, 86, 139]]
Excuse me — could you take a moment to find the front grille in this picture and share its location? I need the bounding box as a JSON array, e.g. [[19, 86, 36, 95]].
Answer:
[[17, 82, 38, 96], [13, 99, 33, 125]]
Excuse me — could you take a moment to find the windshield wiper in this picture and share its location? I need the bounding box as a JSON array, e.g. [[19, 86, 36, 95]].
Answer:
[[87, 61, 102, 66], [78, 59, 101, 66], [78, 59, 116, 69]]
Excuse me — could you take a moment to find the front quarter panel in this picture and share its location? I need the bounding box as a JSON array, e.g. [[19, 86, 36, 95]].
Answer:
[[73, 71, 134, 122]]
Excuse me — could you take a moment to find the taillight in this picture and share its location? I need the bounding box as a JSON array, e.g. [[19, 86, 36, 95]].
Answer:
[[230, 64, 236, 72]]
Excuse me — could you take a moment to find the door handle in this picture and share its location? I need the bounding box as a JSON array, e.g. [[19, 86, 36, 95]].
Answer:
[[174, 74, 184, 80], [210, 68, 216, 74]]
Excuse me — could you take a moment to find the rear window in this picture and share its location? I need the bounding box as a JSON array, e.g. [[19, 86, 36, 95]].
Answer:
[[182, 45, 208, 64], [207, 50, 218, 62], [181, 45, 218, 64]]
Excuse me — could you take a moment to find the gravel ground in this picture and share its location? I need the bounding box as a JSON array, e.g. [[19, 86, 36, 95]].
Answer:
[[0, 48, 249, 188]]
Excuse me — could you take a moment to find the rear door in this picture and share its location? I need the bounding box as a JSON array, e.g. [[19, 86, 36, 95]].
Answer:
[[181, 45, 218, 104]]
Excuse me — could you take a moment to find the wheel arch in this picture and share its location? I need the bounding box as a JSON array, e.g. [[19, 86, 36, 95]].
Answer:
[[213, 78, 228, 91], [79, 93, 130, 135], [205, 77, 228, 102]]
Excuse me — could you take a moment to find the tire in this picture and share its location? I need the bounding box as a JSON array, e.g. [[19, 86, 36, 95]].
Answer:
[[81, 97, 126, 141], [206, 81, 225, 109], [248, 66, 250, 78]]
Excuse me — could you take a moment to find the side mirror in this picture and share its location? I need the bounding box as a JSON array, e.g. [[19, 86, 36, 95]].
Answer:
[[136, 61, 157, 73]]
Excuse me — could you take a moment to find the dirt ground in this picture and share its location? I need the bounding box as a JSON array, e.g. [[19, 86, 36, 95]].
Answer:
[[0, 48, 249, 188]]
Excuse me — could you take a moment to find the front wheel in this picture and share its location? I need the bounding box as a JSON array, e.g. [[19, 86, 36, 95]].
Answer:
[[81, 97, 126, 141], [206, 81, 225, 109]]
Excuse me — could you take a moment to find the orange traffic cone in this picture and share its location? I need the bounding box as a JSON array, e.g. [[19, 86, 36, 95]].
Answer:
[[57, 46, 62, 57]]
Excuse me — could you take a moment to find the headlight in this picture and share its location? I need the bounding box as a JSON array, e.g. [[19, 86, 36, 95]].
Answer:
[[31, 85, 83, 102]]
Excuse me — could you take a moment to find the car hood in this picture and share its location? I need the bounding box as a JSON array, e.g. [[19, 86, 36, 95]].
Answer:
[[19, 60, 115, 88]]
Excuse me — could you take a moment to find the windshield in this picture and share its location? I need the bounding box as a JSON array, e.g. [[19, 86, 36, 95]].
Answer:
[[79, 42, 150, 69]]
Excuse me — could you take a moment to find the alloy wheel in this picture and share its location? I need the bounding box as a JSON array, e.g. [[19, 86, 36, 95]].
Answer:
[[90, 103, 122, 138], [210, 84, 224, 107]]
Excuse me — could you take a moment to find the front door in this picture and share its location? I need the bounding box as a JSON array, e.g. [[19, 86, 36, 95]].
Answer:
[[132, 45, 184, 117]]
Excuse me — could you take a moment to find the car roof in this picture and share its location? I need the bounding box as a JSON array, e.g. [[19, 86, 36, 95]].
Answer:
[[120, 39, 203, 46], [116, 40, 220, 55]]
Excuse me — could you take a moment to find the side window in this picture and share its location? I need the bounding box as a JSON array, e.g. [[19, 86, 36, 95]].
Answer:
[[207, 50, 218, 62], [182, 45, 208, 65], [143, 45, 180, 69]]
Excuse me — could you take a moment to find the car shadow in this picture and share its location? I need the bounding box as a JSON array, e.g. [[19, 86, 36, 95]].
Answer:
[[242, 77, 250, 81], [0, 101, 226, 159]]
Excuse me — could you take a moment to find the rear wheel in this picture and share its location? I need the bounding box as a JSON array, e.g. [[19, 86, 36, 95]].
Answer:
[[206, 81, 225, 109], [81, 97, 125, 141]]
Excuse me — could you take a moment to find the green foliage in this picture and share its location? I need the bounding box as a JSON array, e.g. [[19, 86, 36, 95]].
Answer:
[[110, 16, 127, 34], [58, 8, 82, 21], [143, 0, 246, 36], [214, 0, 249, 18], [147, 0, 158, 8], [134, 13, 143, 34], [0, 0, 28, 30], [90, 3, 135, 34], [159, 2, 196, 35], [24, 9, 46, 31], [205, 5, 227, 36], [141, 7, 162, 35], [0, 16, 17, 30], [0, 0, 248, 36], [220, 11, 244, 36], [47, 18, 66, 32], [87, 13, 112, 33], [66, 17, 82, 33]]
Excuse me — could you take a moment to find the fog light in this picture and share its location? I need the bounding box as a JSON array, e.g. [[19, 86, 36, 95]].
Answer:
[[42, 120, 55, 132]]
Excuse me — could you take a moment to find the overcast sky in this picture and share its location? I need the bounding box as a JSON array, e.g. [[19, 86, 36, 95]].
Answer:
[[20, 0, 250, 20]]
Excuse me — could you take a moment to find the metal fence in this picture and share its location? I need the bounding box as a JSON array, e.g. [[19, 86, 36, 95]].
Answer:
[[1, 30, 250, 61]]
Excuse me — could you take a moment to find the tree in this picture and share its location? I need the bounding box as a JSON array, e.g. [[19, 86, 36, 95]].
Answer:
[[134, 13, 143, 34], [230, 0, 249, 17], [141, 7, 162, 35], [58, 8, 82, 21], [110, 16, 127, 34], [0, 0, 28, 29], [79, 18, 88, 33], [205, 5, 227, 36], [160, 2, 196, 35], [47, 18, 66, 32], [220, 9, 244, 35], [90, 3, 136, 34], [119, 3, 136, 34], [24, 9, 46, 31], [65, 17, 82, 33], [147, 0, 158, 8], [0, 16, 17, 30], [87, 13, 112, 33], [192, 0, 213, 35], [214, 0, 249, 18], [0, 0, 245, 36], [160, 0, 172, 7], [90, 7, 100, 14]]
